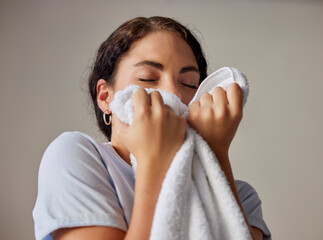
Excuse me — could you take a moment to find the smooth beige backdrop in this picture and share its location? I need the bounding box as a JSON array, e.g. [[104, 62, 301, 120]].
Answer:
[[1, 0, 322, 239]]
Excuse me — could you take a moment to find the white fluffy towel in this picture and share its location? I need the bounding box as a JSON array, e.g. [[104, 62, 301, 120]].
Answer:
[[110, 67, 252, 240]]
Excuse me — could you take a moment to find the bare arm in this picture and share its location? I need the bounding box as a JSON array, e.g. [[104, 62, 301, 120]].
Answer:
[[215, 152, 263, 240]]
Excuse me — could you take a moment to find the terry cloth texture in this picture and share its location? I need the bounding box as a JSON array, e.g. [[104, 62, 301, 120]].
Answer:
[[110, 67, 252, 240]]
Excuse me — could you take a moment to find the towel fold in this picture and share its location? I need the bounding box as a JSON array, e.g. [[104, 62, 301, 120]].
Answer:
[[110, 67, 252, 240]]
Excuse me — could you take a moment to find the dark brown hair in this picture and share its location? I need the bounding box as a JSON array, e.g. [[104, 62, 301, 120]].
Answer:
[[88, 16, 208, 140]]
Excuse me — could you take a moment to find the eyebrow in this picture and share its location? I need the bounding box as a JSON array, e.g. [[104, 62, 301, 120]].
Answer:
[[179, 66, 199, 74], [134, 60, 199, 74], [134, 60, 163, 70]]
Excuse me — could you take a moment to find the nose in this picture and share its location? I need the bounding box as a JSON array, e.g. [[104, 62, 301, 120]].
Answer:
[[160, 81, 182, 101]]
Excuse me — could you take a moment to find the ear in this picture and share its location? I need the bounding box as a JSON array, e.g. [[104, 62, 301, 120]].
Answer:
[[96, 79, 114, 114]]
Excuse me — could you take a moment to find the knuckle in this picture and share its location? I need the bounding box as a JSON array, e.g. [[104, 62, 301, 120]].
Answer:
[[188, 101, 201, 122], [136, 105, 150, 118], [189, 100, 199, 108], [154, 104, 164, 115], [200, 93, 212, 102], [200, 108, 215, 123], [158, 105, 174, 122], [163, 105, 172, 116], [188, 102, 200, 113], [189, 110, 199, 120], [204, 107, 215, 116], [214, 107, 229, 123], [212, 86, 224, 94], [133, 88, 148, 105], [228, 83, 242, 93], [215, 114, 227, 123], [216, 105, 228, 116], [230, 82, 240, 89], [232, 109, 243, 121], [135, 87, 146, 96], [150, 90, 160, 98]]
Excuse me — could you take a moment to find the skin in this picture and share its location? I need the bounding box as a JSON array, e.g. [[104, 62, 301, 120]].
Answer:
[[53, 31, 263, 240]]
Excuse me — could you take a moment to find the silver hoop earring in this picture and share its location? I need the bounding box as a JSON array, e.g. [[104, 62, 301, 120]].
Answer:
[[103, 111, 111, 125]]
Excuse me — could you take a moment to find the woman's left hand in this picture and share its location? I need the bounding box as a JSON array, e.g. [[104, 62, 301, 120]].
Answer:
[[187, 83, 243, 159], [188, 83, 261, 240]]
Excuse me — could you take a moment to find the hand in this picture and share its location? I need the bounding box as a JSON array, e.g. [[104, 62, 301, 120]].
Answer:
[[187, 83, 243, 159], [113, 88, 186, 174]]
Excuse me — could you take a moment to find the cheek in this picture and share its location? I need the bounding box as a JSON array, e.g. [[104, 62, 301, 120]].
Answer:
[[181, 91, 196, 106], [113, 73, 137, 91]]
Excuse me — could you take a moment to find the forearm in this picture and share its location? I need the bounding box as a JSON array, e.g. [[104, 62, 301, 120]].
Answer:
[[213, 150, 260, 240], [125, 161, 165, 240]]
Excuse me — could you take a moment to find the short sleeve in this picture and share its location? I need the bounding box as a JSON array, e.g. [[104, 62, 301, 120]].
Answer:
[[33, 132, 127, 240], [235, 180, 272, 240]]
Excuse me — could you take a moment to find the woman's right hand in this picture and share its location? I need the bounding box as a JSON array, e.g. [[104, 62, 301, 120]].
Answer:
[[113, 88, 186, 175], [113, 88, 187, 240]]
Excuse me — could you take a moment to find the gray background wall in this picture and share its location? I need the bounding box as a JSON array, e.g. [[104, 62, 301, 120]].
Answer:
[[1, 0, 322, 239]]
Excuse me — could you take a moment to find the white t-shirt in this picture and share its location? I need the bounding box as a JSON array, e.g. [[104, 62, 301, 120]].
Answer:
[[33, 131, 271, 240]]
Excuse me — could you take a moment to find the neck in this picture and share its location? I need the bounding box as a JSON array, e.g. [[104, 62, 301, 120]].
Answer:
[[111, 133, 131, 165]]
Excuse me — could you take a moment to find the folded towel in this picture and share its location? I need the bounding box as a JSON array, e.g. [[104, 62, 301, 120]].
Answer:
[[110, 67, 252, 240]]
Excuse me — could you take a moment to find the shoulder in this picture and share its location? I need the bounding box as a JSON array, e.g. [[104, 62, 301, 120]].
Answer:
[[235, 180, 261, 204], [38, 131, 114, 191], [235, 180, 272, 240], [34, 132, 128, 239], [41, 131, 107, 167], [235, 180, 263, 217], [39, 131, 134, 186], [45, 131, 102, 155]]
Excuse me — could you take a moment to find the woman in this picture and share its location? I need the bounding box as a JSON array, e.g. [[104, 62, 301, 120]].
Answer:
[[33, 16, 271, 240]]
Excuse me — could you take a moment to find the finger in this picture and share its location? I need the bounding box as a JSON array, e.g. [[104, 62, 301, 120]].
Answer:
[[211, 87, 228, 106], [189, 100, 200, 110], [133, 88, 150, 115], [188, 100, 200, 115], [226, 83, 243, 113], [163, 104, 174, 115], [188, 100, 201, 122], [200, 92, 213, 107], [150, 90, 164, 109]]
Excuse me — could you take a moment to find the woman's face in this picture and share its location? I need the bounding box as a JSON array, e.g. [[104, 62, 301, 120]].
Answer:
[[111, 31, 200, 105]]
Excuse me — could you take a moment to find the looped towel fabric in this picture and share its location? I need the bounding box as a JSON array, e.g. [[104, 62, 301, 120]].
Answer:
[[110, 67, 252, 240]]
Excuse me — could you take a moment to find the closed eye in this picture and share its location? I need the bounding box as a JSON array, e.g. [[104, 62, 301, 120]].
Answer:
[[138, 78, 156, 82], [182, 83, 198, 89]]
